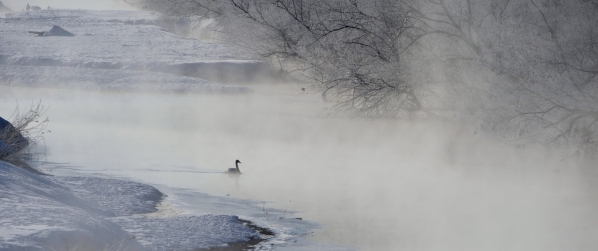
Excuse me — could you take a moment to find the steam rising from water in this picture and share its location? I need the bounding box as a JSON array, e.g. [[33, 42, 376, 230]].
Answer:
[[1, 85, 597, 251], [1, 2, 596, 250]]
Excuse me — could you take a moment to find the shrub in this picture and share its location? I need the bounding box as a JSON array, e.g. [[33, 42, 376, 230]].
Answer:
[[0, 101, 49, 172]]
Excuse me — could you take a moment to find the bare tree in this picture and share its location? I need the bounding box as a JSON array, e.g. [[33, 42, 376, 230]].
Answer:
[[412, 0, 598, 152], [126, 0, 598, 153], [496, 0, 598, 151], [129, 0, 434, 117]]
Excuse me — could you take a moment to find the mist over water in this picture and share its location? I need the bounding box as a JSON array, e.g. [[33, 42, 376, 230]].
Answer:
[[1, 1, 597, 250], [1, 84, 597, 251]]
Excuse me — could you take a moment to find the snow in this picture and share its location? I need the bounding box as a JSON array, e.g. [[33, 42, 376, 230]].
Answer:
[[111, 215, 259, 250], [0, 9, 271, 88], [1, 10, 258, 66], [0, 161, 267, 250], [53, 176, 163, 216], [0, 157, 325, 250], [0, 161, 142, 250]]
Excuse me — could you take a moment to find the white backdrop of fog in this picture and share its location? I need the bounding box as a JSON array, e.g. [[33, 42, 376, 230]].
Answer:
[[2, 0, 133, 10], [2, 85, 598, 251]]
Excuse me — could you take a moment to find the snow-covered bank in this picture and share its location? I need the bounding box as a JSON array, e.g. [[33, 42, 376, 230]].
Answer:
[[0, 161, 144, 250], [0, 9, 274, 83], [0, 161, 266, 250]]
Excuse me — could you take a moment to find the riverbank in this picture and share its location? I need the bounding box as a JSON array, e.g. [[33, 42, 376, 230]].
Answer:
[[0, 160, 277, 250]]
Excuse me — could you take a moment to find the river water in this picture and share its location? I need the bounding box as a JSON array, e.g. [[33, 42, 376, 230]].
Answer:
[[1, 85, 598, 251]]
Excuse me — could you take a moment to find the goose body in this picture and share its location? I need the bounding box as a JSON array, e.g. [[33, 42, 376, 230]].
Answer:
[[227, 160, 242, 173]]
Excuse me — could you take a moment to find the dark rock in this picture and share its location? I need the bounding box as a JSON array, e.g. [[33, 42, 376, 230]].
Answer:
[[45, 25, 75, 36], [28, 25, 75, 37]]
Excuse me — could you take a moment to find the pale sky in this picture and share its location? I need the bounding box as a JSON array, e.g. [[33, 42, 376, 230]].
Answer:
[[3, 0, 136, 11]]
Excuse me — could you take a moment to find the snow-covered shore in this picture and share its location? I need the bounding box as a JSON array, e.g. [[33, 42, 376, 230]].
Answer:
[[0, 161, 269, 250], [0, 162, 268, 250]]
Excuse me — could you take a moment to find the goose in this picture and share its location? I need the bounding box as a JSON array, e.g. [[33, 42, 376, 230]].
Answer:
[[227, 159, 242, 173]]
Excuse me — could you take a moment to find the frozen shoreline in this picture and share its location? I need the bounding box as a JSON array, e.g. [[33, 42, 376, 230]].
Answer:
[[0, 161, 277, 251]]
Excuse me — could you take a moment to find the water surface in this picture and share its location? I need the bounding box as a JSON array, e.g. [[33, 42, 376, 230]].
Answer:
[[1, 85, 597, 251]]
